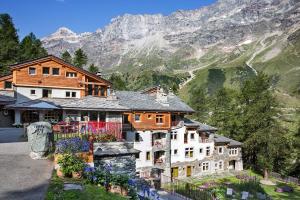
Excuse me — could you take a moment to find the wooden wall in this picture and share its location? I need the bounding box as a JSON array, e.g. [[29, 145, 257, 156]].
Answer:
[[124, 112, 171, 130], [0, 76, 13, 90], [14, 61, 84, 88], [12, 60, 109, 97]]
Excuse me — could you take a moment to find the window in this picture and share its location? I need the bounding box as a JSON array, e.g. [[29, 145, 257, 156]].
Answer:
[[136, 152, 140, 159], [134, 114, 141, 122], [52, 68, 60, 75], [156, 115, 164, 124], [199, 148, 203, 154], [30, 90, 36, 95], [190, 133, 195, 140], [135, 133, 140, 142], [123, 114, 129, 124], [206, 147, 210, 156], [29, 67, 36, 75], [146, 151, 150, 161], [42, 89, 52, 98], [202, 162, 209, 171], [229, 148, 238, 156], [147, 114, 152, 119], [66, 72, 77, 77], [185, 148, 194, 158], [43, 67, 50, 75], [4, 81, 12, 89], [218, 147, 223, 154], [66, 91, 71, 97], [218, 161, 223, 170], [72, 92, 76, 98], [174, 149, 178, 155], [100, 87, 106, 96], [171, 132, 177, 140]]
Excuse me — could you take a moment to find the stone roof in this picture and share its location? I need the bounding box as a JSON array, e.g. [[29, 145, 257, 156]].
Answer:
[[6, 91, 194, 113], [116, 91, 194, 112], [183, 118, 218, 131], [0, 91, 15, 104], [94, 142, 140, 157], [214, 134, 242, 147]]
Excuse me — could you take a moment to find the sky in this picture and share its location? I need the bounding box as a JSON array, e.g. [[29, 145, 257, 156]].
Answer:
[[0, 0, 216, 39]]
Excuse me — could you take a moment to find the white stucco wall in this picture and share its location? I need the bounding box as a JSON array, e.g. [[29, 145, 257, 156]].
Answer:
[[170, 126, 214, 164], [15, 86, 80, 102], [133, 130, 154, 169]]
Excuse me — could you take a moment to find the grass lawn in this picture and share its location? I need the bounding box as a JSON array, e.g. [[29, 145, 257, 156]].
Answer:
[[46, 172, 127, 200], [189, 171, 300, 200]]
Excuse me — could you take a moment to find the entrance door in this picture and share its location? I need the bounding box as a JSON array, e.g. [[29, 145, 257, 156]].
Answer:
[[186, 166, 192, 177], [229, 160, 236, 170], [171, 167, 178, 178]]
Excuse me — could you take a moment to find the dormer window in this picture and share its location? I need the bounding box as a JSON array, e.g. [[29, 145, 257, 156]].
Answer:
[[43, 67, 50, 75], [29, 67, 36, 75], [66, 72, 77, 78]]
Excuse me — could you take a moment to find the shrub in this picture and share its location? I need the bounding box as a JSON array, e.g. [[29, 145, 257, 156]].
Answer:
[[94, 134, 117, 142], [57, 153, 85, 176], [55, 137, 90, 154]]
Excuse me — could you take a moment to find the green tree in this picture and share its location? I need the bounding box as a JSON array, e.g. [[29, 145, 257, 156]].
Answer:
[[19, 32, 47, 61], [73, 48, 87, 68], [189, 86, 209, 122], [88, 63, 98, 73], [109, 73, 127, 90], [208, 88, 241, 138], [61, 50, 72, 63], [238, 73, 285, 179], [0, 13, 19, 75]]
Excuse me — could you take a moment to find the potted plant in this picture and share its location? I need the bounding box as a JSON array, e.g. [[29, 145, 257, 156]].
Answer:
[[57, 153, 85, 178], [71, 157, 85, 179]]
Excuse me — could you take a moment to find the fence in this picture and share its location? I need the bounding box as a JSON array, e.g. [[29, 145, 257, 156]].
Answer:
[[53, 121, 123, 141], [270, 172, 300, 185], [161, 175, 211, 200]]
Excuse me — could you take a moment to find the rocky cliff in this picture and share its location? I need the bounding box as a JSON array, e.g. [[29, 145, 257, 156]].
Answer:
[[42, 0, 300, 70]]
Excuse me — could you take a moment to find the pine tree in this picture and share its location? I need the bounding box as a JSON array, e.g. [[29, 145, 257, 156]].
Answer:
[[238, 73, 285, 179], [19, 32, 47, 61], [88, 63, 98, 73], [109, 73, 127, 90], [61, 50, 72, 63], [189, 86, 209, 122], [73, 48, 87, 68], [0, 13, 19, 75]]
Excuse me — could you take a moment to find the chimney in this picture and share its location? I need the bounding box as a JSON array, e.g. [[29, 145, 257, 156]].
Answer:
[[156, 87, 169, 106], [96, 71, 102, 77]]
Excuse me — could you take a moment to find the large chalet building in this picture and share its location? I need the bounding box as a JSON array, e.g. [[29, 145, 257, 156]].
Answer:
[[0, 55, 243, 179]]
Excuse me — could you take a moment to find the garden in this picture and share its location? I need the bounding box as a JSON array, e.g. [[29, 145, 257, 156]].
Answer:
[[188, 171, 300, 200], [47, 135, 154, 200]]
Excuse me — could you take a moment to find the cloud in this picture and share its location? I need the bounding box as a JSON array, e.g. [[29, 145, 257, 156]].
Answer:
[[56, 0, 65, 2]]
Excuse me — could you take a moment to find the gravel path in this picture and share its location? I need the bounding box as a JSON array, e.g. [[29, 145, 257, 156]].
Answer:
[[0, 128, 53, 200]]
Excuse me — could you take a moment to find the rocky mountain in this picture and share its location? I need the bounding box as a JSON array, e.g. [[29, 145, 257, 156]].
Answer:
[[42, 0, 300, 69]]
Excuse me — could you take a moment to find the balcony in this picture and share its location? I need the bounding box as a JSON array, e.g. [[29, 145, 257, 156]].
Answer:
[[152, 138, 167, 151], [53, 121, 123, 140], [154, 151, 166, 169], [152, 132, 167, 151]]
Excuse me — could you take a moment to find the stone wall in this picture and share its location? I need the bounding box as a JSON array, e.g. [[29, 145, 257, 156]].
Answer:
[[93, 142, 139, 177], [94, 155, 136, 177]]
